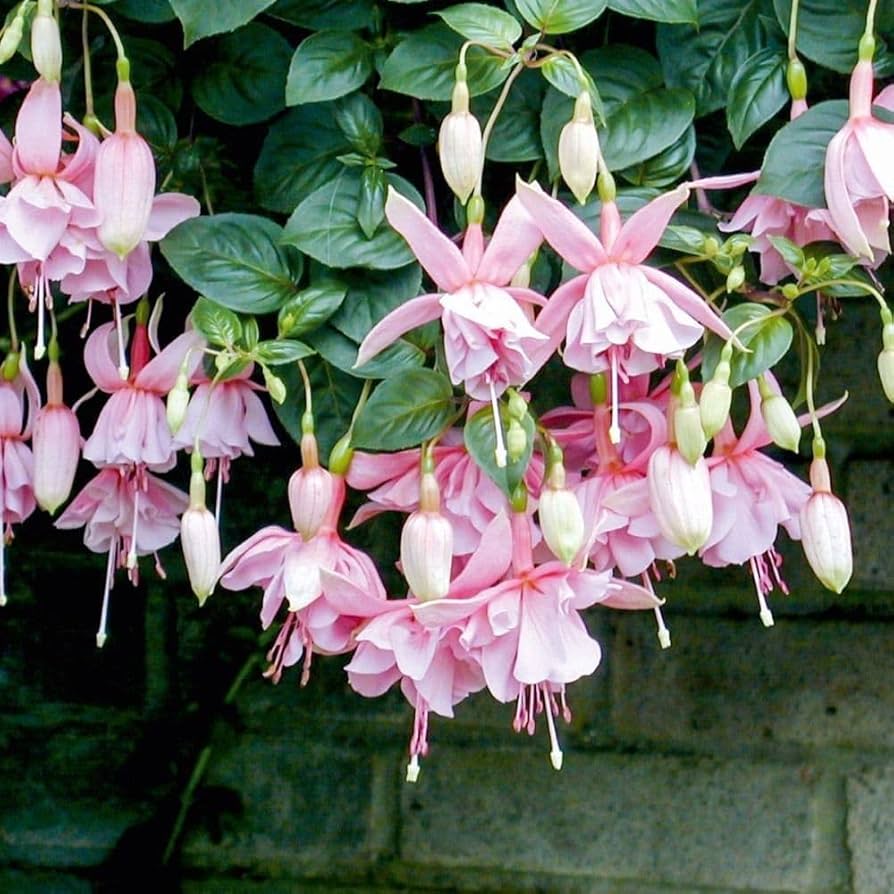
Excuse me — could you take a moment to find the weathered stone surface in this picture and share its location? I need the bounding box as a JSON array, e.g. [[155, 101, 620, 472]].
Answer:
[[181, 737, 383, 879], [849, 460, 894, 591], [399, 747, 817, 891], [847, 765, 894, 894], [0, 870, 91, 893], [609, 616, 894, 751]]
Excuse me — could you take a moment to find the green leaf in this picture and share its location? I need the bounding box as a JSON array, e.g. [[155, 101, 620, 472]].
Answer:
[[656, 0, 770, 116], [255, 339, 315, 365], [608, 0, 696, 23], [766, 235, 805, 269], [242, 316, 260, 351], [702, 303, 794, 387], [277, 285, 347, 338], [539, 55, 604, 123], [380, 23, 510, 100], [477, 69, 545, 163], [169, 0, 277, 46], [662, 224, 712, 255], [160, 213, 303, 314], [357, 166, 387, 239], [600, 88, 695, 170], [773, 0, 894, 76], [115, 0, 176, 25], [578, 45, 662, 115], [436, 3, 523, 48], [351, 369, 455, 450], [753, 99, 846, 207], [726, 48, 787, 149], [190, 297, 243, 347], [137, 95, 178, 155], [334, 93, 384, 156], [325, 264, 423, 342], [192, 23, 291, 126], [619, 125, 696, 188], [254, 106, 351, 214], [282, 169, 425, 270], [463, 404, 535, 497], [309, 325, 425, 379], [515, 0, 608, 33], [286, 31, 374, 106], [268, 0, 376, 29], [273, 359, 362, 455]]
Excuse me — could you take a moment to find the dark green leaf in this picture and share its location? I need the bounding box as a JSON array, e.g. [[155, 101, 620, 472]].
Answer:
[[169, 0, 276, 46], [255, 339, 315, 365], [619, 125, 696, 188], [191, 297, 243, 347], [334, 93, 384, 156], [192, 23, 291, 125], [268, 0, 376, 29], [380, 23, 510, 100], [277, 285, 347, 338], [273, 359, 362, 455], [352, 369, 455, 450], [766, 235, 805, 269], [539, 55, 604, 123], [464, 404, 535, 497], [662, 224, 711, 255], [115, 0, 176, 23], [726, 48, 787, 149], [608, 0, 696, 23], [702, 303, 794, 387], [137, 95, 178, 154], [578, 45, 662, 115], [254, 107, 351, 214], [286, 31, 374, 105], [242, 317, 260, 351], [325, 264, 423, 342], [477, 69, 545, 162], [515, 0, 608, 33], [436, 3, 523, 48], [357, 166, 387, 239], [309, 326, 425, 379], [161, 213, 303, 313], [399, 123, 437, 147], [282, 170, 425, 270], [656, 0, 770, 116]]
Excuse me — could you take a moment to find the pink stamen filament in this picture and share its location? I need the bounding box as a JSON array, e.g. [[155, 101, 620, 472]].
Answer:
[[542, 683, 564, 770], [641, 573, 671, 648], [749, 555, 775, 627], [406, 697, 430, 783]]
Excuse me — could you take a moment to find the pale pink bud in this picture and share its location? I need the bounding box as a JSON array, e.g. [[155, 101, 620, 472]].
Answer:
[[539, 488, 584, 565], [400, 470, 453, 601], [878, 316, 894, 402], [33, 359, 80, 515], [30, 8, 62, 82], [181, 453, 221, 604], [288, 433, 337, 540], [95, 79, 156, 258], [438, 79, 482, 204], [800, 456, 852, 594], [558, 91, 600, 204], [647, 444, 713, 555]]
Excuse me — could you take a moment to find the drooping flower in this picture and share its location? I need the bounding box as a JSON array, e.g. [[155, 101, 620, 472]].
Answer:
[[180, 450, 221, 605]]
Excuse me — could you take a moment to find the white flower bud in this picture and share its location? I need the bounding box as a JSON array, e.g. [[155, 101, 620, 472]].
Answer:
[[558, 91, 600, 204], [181, 453, 221, 604], [438, 79, 482, 204], [648, 445, 713, 555], [700, 358, 732, 439], [800, 456, 852, 594], [31, 10, 62, 82], [760, 388, 801, 453], [166, 369, 190, 435], [0, 13, 25, 66], [674, 403, 707, 465], [539, 487, 585, 565], [877, 318, 894, 402]]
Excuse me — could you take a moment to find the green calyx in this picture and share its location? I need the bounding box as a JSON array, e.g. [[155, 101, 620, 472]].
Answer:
[[786, 58, 808, 101], [328, 433, 354, 476]]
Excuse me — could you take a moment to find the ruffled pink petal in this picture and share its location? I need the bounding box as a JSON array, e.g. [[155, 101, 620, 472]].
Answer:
[[384, 187, 471, 292]]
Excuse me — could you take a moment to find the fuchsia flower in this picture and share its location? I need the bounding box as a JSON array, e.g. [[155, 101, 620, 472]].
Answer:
[[219, 471, 385, 685], [0, 349, 39, 606], [824, 60, 894, 261], [357, 188, 547, 405]]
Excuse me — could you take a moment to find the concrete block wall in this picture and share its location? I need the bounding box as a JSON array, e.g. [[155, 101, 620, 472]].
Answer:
[[3, 300, 894, 892]]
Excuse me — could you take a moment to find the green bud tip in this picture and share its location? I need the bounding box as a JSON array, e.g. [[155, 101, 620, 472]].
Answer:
[[420, 451, 435, 475], [116, 56, 131, 83], [859, 33, 876, 63], [597, 170, 616, 204], [47, 336, 60, 364], [191, 447, 204, 474], [812, 436, 826, 460], [786, 58, 808, 101], [454, 61, 467, 83], [466, 194, 484, 225], [301, 410, 315, 436], [507, 388, 528, 421], [509, 481, 528, 513], [328, 433, 354, 476], [589, 372, 607, 405], [1, 351, 19, 382], [135, 297, 150, 326]]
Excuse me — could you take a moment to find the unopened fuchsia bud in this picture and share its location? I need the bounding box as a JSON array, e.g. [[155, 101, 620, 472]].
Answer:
[[288, 416, 338, 541], [758, 375, 801, 453], [800, 439, 852, 594], [31, 0, 61, 82], [0, 7, 26, 66], [877, 306, 894, 403], [95, 61, 156, 258], [166, 357, 191, 436], [437, 64, 482, 204], [559, 91, 600, 204], [648, 444, 713, 556], [539, 446, 585, 566], [400, 456, 453, 601], [671, 360, 707, 465], [180, 448, 221, 605], [700, 343, 733, 439], [33, 343, 80, 515]]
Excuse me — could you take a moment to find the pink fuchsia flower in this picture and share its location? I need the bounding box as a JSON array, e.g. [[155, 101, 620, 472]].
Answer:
[[356, 188, 547, 404], [82, 316, 203, 471], [32, 350, 80, 514], [720, 100, 836, 285], [824, 59, 894, 262], [55, 464, 187, 645], [0, 348, 39, 606], [287, 431, 337, 541], [218, 473, 384, 685], [514, 175, 751, 439]]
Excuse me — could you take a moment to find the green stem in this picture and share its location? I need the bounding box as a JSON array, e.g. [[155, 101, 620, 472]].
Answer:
[[474, 63, 524, 197], [81, 7, 95, 119], [347, 379, 372, 438], [865, 0, 879, 40], [797, 278, 887, 311], [787, 0, 800, 61], [62, 1, 127, 62], [7, 271, 18, 353]]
